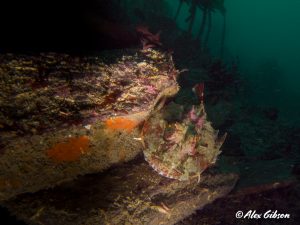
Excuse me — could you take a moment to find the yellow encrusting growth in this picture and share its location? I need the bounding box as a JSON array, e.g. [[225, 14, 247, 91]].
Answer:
[[47, 136, 90, 162], [105, 117, 139, 132]]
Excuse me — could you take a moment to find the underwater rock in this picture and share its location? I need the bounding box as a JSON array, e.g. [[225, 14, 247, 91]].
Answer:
[[3, 158, 238, 225], [0, 49, 179, 201]]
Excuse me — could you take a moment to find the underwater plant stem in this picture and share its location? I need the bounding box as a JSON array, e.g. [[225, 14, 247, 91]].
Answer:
[[174, 0, 183, 21], [220, 13, 226, 58], [204, 10, 212, 50], [187, 1, 197, 34], [197, 9, 208, 42]]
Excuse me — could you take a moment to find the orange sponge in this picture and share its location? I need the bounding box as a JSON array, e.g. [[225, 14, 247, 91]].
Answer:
[[105, 117, 139, 132], [47, 136, 90, 162]]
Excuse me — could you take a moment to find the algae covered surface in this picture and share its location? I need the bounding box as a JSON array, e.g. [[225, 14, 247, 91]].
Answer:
[[0, 48, 180, 201], [0, 49, 178, 136]]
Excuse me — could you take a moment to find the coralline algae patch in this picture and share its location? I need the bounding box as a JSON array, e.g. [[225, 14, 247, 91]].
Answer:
[[105, 117, 139, 132], [47, 136, 90, 162]]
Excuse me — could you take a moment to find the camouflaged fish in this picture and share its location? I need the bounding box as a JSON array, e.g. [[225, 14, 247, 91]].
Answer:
[[142, 83, 227, 182]]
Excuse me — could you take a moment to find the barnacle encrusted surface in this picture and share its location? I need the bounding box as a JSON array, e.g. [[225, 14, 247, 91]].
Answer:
[[0, 49, 179, 201], [142, 101, 227, 182], [0, 49, 179, 136]]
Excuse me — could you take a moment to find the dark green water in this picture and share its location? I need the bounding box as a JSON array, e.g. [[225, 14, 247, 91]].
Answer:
[[169, 0, 300, 122], [156, 0, 300, 188]]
